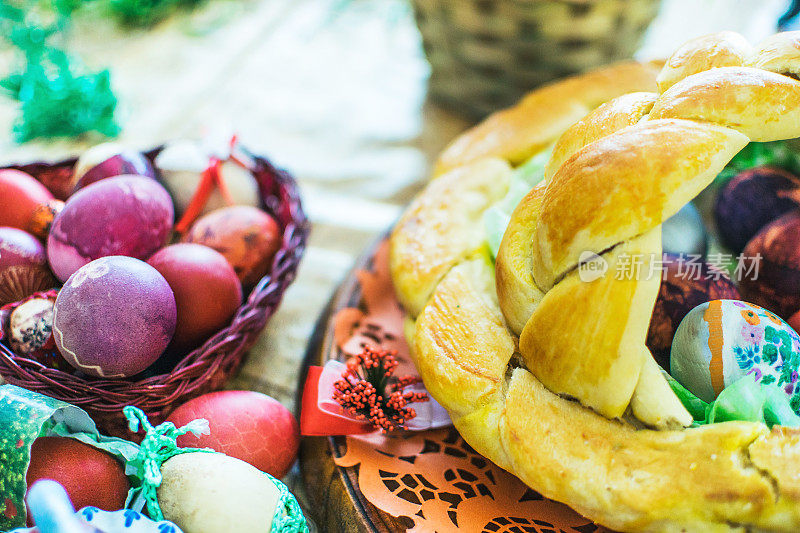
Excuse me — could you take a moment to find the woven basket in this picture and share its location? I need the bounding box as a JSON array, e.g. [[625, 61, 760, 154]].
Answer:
[[0, 147, 309, 438], [412, 0, 661, 118]]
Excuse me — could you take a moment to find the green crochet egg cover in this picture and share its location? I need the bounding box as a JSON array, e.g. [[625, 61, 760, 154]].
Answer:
[[123, 406, 308, 533]]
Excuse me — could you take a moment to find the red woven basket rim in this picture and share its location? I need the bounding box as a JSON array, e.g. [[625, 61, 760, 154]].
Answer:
[[0, 145, 309, 421]]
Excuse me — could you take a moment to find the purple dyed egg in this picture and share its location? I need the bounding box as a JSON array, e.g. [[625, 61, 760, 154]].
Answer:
[[47, 175, 174, 282], [714, 166, 800, 254], [72, 142, 156, 192], [53, 256, 177, 378]]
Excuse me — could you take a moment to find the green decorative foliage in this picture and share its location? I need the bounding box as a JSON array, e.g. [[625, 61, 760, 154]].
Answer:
[[2, 51, 120, 142], [1, 0, 209, 142], [108, 0, 203, 27], [1, 1, 120, 142]]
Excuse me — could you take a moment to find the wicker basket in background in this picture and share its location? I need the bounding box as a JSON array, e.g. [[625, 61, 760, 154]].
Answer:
[[412, 0, 661, 118]]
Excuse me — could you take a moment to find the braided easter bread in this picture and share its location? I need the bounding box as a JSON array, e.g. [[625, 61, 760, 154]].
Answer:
[[391, 31, 800, 532]]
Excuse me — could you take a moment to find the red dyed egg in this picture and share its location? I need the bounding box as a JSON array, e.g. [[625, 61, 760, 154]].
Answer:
[[646, 253, 739, 369], [0, 170, 55, 233], [147, 243, 242, 352], [0, 227, 56, 306], [167, 390, 299, 478], [26, 437, 129, 523], [739, 212, 800, 321], [183, 206, 281, 287]]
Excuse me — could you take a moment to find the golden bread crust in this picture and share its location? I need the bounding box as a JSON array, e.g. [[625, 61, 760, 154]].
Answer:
[[434, 62, 663, 176], [390, 31, 800, 532], [520, 229, 662, 419], [747, 32, 800, 76], [649, 67, 800, 142], [414, 248, 799, 531], [389, 158, 511, 316], [544, 91, 657, 181], [494, 183, 546, 335], [656, 31, 753, 92], [533, 119, 748, 289]]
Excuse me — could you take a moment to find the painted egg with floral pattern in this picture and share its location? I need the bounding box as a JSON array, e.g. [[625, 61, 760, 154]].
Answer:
[[671, 300, 800, 406]]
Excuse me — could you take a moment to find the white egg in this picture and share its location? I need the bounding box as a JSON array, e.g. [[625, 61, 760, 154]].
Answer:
[[158, 452, 280, 533], [155, 141, 260, 216]]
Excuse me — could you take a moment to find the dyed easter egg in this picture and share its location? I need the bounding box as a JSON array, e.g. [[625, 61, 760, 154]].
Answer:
[[27, 199, 64, 241], [0, 227, 56, 306], [155, 140, 260, 216], [158, 452, 301, 533], [739, 212, 800, 322], [647, 254, 739, 369], [147, 243, 242, 352], [71, 142, 156, 191], [26, 437, 129, 521], [53, 256, 177, 378], [183, 206, 281, 287], [47, 175, 174, 282], [662, 203, 707, 257], [8, 296, 55, 356], [0, 170, 56, 234], [167, 390, 299, 478], [671, 300, 800, 405], [714, 166, 800, 254]]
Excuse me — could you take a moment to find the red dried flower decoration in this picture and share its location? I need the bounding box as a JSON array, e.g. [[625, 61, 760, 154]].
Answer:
[[333, 346, 428, 432]]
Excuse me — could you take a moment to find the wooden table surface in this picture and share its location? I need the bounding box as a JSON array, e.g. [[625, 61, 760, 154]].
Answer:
[[0, 0, 787, 527]]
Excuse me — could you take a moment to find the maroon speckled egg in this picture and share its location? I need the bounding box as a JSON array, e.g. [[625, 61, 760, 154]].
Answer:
[[647, 253, 740, 369], [147, 243, 242, 352], [739, 212, 800, 322], [0, 170, 55, 233], [72, 142, 156, 192], [183, 206, 281, 287], [47, 175, 174, 282], [0, 227, 56, 306], [26, 436, 129, 524], [714, 166, 800, 254], [53, 256, 176, 378], [167, 390, 300, 478]]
